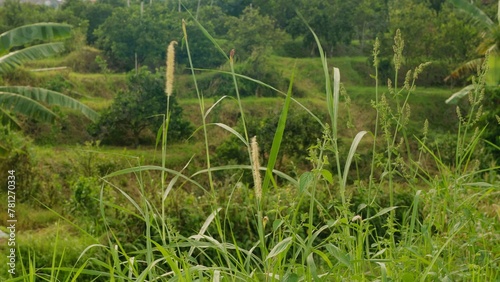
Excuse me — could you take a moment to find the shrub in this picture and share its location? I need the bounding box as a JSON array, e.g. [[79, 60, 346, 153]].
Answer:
[[63, 47, 102, 73], [0, 125, 36, 202], [90, 67, 193, 146]]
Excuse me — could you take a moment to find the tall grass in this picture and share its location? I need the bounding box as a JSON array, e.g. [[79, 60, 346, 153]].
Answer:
[[7, 16, 500, 282]]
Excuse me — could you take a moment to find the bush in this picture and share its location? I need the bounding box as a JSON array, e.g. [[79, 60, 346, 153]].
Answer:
[[90, 67, 193, 146], [63, 47, 102, 73], [0, 125, 36, 202]]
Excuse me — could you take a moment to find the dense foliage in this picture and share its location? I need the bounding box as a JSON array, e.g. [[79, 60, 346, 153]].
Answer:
[[90, 67, 192, 145], [1, 0, 494, 78]]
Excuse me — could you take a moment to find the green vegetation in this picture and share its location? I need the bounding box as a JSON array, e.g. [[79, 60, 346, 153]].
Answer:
[[445, 0, 500, 103], [0, 23, 98, 129], [0, 0, 499, 281], [89, 67, 193, 146]]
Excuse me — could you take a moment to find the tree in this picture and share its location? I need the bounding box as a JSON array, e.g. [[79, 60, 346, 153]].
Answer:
[[353, 0, 390, 50], [297, 0, 359, 56], [0, 23, 98, 129], [388, 0, 438, 62], [62, 0, 114, 45], [226, 6, 286, 60], [95, 5, 175, 70], [445, 0, 500, 104], [0, 0, 81, 33], [212, 0, 252, 17], [91, 67, 192, 146], [95, 4, 224, 71]]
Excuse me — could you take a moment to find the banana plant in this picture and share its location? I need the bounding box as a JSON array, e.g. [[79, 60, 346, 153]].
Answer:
[[0, 23, 99, 126], [445, 0, 500, 104]]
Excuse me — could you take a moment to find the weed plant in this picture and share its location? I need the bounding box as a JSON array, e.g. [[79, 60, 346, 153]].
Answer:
[[7, 17, 500, 282]]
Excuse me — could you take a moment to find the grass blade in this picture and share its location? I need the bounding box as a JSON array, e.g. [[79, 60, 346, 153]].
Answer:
[[262, 66, 295, 193], [342, 131, 368, 188], [188, 208, 222, 257], [266, 237, 292, 261]]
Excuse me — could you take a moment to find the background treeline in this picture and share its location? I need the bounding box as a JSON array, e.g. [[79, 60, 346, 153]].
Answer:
[[0, 0, 496, 86]]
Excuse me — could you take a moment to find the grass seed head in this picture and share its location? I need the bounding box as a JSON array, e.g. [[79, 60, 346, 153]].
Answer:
[[393, 29, 404, 71], [251, 136, 262, 201], [414, 62, 431, 80], [372, 37, 380, 68], [165, 41, 177, 97], [263, 216, 269, 229], [230, 49, 235, 63]]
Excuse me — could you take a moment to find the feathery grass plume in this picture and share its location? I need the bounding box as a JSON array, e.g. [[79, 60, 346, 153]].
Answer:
[[393, 29, 404, 72], [403, 70, 411, 90], [456, 106, 465, 124], [372, 37, 380, 68], [251, 136, 262, 201], [414, 62, 432, 80], [403, 103, 411, 126], [165, 41, 177, 97], [422, 119, 429, 143]]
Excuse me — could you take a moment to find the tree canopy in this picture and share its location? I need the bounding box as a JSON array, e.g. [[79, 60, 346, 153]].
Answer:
[[0, 0, 497, 87]]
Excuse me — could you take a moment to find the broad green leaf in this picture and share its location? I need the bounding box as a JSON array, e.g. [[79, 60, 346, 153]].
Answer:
[[0, 86, 99, 122], [272, 219, 283, 232], [320, 169, 334, 185], [325, 244, 351, 269], [449, 0, 494, 31], [299, 171, 314, 193], [0, 43, 65, 74], [0, 91, 57, 122], [0, 23, 71, 53], [266, 237, 292, 261]]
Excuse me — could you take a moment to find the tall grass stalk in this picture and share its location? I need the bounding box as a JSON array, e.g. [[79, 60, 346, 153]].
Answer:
[[161, 40, 177, 244]]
